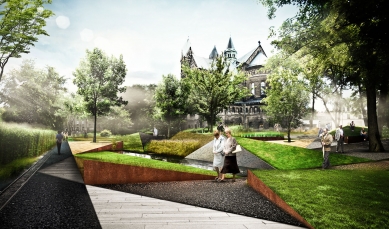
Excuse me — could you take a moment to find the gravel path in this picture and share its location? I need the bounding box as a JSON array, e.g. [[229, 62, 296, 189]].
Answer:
[[98, 178, 303, 227], [0, 142, 101, 229]]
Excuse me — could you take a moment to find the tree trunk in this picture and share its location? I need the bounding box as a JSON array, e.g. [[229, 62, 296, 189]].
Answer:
[[377, 81, 388, 135], [366, 83, 385, 152], [310, 95, 315, 128], [93, 113, 97, 143], [358, 84, 367, 126], [287, 128, 291, 142]]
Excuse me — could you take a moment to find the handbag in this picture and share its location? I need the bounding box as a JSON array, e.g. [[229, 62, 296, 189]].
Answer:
[[232, 144, 242, 153]]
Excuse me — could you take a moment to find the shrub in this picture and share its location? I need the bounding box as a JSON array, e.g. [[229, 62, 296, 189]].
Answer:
[[0, 123, 55, 165], [171, 131, 213, 147], [100, 129, 112, 137], [146, 139, 201, 157]]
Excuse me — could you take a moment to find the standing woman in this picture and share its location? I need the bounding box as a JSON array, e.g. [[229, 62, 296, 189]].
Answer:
[[212, 130, 225, 181], [220, 128, 240, 182]]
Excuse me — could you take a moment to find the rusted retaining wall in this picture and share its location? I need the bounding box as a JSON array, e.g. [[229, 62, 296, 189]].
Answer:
[[247, 170, 314, 229], [82, 160, 214, 185]]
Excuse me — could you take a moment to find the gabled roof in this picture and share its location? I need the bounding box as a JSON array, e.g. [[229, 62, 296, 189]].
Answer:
[[238, 42, 268, 67], [193, 54, 213, 69]]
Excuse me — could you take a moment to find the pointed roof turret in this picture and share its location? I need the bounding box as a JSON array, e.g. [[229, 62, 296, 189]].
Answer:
[[227, 37, 235, 49], [209, 46, 218, 59]]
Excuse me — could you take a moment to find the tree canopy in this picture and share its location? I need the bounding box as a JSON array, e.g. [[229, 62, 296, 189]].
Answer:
[[153, 74, 189, 138], [259, 0, 388, 151], [182, 54, 249, 131], [263, 52, 310, 141], [0, 0, 54, 81], [73, 48, 127, 142], [0, 59, 67, 128]]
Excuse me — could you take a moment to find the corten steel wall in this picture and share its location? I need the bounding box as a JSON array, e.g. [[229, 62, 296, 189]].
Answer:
[[247, 170, 314, 229], [82, 160, 215, 185]]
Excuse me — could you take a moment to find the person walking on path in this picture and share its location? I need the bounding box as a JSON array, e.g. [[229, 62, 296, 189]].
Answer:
[[220, 128, 240, 182], [212, 130, 225, 181], [56, 130, 64, 155], [335, 125, 344, 153], [321, 128, 333, 169]]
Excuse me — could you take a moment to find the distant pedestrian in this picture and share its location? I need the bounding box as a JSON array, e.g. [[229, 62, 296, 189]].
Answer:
[[350, 121, 355, 131], [360, 128, 367, 141], [217, 122, 224, 133], [321, 128, 333, 169], [220, 128, 240, 182], [335, 125, 344, 153], [212, 130, 225, 181], [318, 127, 323, 138], [56, 130, 64, 155]]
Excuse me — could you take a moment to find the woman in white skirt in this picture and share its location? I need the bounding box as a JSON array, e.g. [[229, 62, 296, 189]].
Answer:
[[212, 130, 225, 181]]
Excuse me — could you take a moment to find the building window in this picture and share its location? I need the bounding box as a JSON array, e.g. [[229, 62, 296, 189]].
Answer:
[[261, 81, 266, 95], [251, 83, 255, 95]]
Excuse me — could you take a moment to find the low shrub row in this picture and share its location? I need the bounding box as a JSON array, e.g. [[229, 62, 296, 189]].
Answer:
[[0, 123, 55, 165], [146, 139, 201, 157], [240, 131, 284, 138]]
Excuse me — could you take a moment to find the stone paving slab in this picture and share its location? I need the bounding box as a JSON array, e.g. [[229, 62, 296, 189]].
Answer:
[[86, 185, 303, 229]]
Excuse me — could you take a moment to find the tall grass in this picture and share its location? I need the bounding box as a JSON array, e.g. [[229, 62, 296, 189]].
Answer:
[[0, 123, 55, 165]]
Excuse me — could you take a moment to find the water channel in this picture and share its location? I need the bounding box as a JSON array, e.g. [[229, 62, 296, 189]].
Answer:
[[121, 151, 252, 177]]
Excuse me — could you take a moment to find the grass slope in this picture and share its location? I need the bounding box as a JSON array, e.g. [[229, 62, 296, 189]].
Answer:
[[236, 137, 371, 169], [252, 169, 389, 229]]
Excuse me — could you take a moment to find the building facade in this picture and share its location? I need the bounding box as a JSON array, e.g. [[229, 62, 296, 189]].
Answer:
[[180, 37, 270, 129]]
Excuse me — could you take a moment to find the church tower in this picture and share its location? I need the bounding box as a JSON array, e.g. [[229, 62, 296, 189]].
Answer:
[[223, 37, 237, 63]]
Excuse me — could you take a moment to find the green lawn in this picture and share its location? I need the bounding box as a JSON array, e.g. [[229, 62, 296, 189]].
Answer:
[[236, 137, 371, 169], [74, 151, 221, 177], [252, 169, 389, 229]]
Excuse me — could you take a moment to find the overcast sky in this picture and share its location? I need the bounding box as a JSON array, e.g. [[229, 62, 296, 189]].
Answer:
[[6, 0, 298, 92]]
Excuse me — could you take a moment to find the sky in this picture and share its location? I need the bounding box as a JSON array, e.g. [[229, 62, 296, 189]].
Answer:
[[6, 0, 298, 93]]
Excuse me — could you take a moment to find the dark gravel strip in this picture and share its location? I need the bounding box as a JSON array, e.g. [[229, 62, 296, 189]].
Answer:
[[0, 142, 101, 229], [98, 178, 304, 227], [0, 150, 51, 210]]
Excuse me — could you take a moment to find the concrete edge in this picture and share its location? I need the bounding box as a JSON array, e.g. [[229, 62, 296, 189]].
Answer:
[[247, 170, 314, 229]]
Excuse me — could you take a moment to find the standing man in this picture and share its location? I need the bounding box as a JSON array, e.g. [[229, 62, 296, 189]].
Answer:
[[335, 125, 344, 153], [56, 130, 64, 155], [321, 128, 333, 169]]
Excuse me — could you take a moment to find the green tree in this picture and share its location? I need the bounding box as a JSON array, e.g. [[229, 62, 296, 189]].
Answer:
[[0, 0, 54, 81], [182, 54, 249, 132], [0, 59, 67, 128], [153, 74, 189, 138], [73, 48, 127, 142], [56, 93, 89, 135], [259, 0, 387, 151], [263, 53, 310, 142]]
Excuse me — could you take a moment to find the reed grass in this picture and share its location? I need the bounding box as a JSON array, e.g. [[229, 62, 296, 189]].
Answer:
[[0, 123, 55, 165]]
